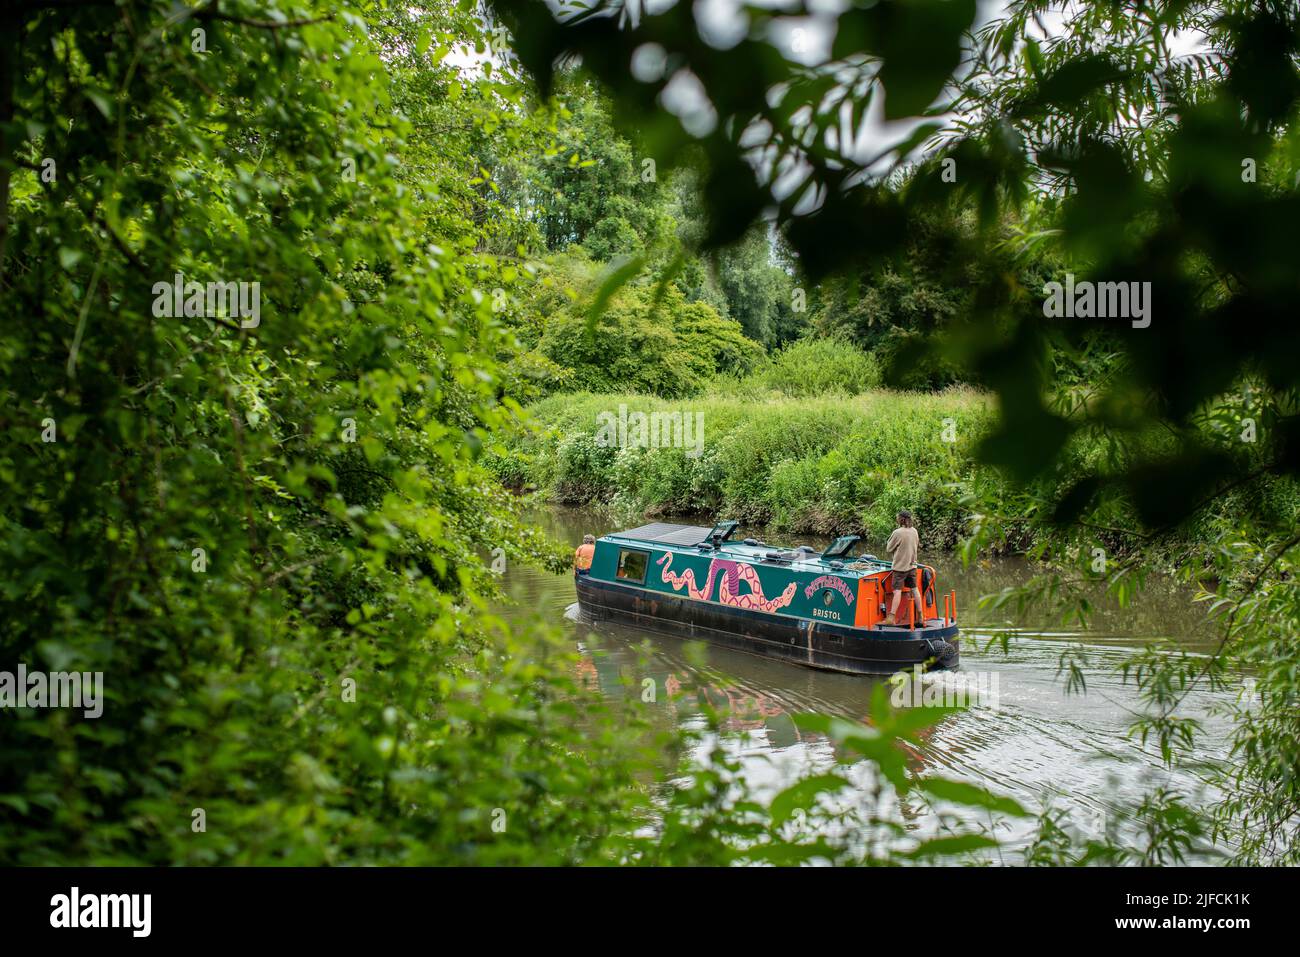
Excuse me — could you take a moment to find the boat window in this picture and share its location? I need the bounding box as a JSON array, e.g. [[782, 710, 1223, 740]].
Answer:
[[615, 549, 649, 584]]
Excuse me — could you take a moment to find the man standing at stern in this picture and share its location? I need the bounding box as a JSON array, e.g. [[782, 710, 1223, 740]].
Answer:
[[885, 511, 923, 626]]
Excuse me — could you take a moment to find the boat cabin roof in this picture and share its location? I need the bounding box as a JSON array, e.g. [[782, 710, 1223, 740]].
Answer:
[[611, 522, 716, 547], [603, 522, 892, 577]]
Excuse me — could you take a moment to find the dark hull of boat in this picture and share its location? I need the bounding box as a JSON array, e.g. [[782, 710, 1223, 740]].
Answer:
[[575, 574, 959, 676]]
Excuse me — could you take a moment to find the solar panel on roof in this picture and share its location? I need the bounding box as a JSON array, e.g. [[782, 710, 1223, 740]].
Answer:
[[610, 523, 713, 547]]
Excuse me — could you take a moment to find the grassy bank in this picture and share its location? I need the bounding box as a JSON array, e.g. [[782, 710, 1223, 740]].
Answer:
[[490, 388, 1005, 547], [491, 386, 1300, 566]]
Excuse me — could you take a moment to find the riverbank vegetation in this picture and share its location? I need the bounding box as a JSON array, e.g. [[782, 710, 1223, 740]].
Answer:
[[494, 387, 993, 544], [2, 0, 1298, 867], [496, 383, 1300, 576]]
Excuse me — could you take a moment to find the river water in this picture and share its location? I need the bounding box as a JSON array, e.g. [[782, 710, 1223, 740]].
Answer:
[[495, 504, 1242, 861]]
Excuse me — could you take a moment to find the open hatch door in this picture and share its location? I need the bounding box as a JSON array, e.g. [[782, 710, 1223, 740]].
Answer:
[[821, 535, 860, 560], [703, 520, 739, 547]]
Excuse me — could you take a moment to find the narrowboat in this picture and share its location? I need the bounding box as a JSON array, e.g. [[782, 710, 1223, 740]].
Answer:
[[574, 521, 960, 675]]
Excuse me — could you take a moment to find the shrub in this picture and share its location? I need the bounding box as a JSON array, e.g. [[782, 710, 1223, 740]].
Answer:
[[539, 284, 762, 398], [754, 337, 881, 396]]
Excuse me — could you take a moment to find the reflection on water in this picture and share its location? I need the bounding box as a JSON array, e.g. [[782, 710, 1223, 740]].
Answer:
[[496, 504, 1239, 860]]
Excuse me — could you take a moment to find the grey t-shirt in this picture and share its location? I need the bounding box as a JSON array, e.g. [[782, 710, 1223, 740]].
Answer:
[[886, 526, 919, 572]]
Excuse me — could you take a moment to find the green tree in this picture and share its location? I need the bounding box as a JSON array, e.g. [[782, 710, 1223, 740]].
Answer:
[[496, 80, 673, 257], [0, 0, 644, 865], [539, 283, 761, 397], [714, 224, 796, 348]]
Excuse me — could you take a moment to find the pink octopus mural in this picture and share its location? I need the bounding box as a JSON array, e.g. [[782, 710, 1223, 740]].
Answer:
[[657, 553, 798, 613]]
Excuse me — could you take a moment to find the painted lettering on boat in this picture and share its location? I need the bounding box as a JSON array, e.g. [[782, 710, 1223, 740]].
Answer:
[[657, 553, 798, 613], [804, 574, 855, 604]]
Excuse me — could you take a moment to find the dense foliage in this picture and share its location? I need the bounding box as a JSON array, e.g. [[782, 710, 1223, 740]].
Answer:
[[0, 0, 625, 864], [538, 280, 762, 398]]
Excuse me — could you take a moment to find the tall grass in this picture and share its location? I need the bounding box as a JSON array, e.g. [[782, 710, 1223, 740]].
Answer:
[[490, 387, 1002, 545], [711, 336, 882, 398], [491, 381, 1300, 564]]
